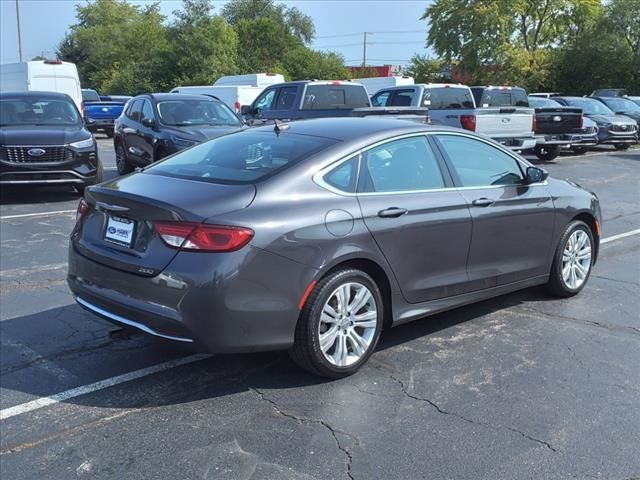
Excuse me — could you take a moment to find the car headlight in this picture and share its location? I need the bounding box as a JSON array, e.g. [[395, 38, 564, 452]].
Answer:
[[171, 136, 199, 149], [69, 138, 95, 149]]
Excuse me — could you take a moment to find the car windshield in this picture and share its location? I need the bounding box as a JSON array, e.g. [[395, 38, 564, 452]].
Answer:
[[156, 99, 241, 127], [0, 97, 81, 126], [528, 97, 562, 108], [602, 98, 640, 113], [565, 99, 614, 115], [145, 130, 339, 185]]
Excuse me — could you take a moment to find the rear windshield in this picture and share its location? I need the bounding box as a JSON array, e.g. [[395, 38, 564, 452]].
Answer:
[[528, 97, 562, 108], [146, 130, 339, 185], [473, 88, 529, 107], [302, 85, 370, 110], [422, 87, 475, 109], [82, 90, 100, 102], [0, 96, 81, 126], [563, 99, 614, 116], [157, 99, 241, 127]]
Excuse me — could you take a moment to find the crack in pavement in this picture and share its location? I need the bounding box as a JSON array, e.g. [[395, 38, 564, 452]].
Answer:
[[389, 374, 558, 453], [515, 306, 640, 337], [247, 386, 357, 480], [591, 275, 640, 287]]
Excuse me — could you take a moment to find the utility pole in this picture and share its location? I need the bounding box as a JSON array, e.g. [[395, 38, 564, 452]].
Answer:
[[362, 32, 367, 67], [16, 0, 23, 62]]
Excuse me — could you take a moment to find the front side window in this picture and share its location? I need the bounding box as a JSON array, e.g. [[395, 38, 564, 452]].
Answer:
[[0, 96, 81, 126], [437, 135, 524, 187], [141, 100, 155, 122], [127, 99, 143, 122], [146, 131, 338, 185], [156, 99, 241, 127], [360, 136, 445, 193], [254, 89, 277, 112], [371, 91, 390, 107]]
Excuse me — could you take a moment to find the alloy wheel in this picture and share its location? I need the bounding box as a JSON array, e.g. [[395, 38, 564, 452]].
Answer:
[[318, 282, 378, 367], [561, 229, 592, 289]]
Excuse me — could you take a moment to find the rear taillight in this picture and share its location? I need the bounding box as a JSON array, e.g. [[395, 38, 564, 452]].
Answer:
[[76, 198, 90, 224], [579, 113, 584, 129], [460, 114, 476, 131], [234, 101, 241, 113], [154, 222, 254, 252], [532, 115, 538, 132]]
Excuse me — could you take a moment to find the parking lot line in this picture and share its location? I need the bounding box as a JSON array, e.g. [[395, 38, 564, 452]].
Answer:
[[0, 226, 638, 422], [0, 210, 76, 220], [601, 228, 640, 244], [0, 354, 212, 421]]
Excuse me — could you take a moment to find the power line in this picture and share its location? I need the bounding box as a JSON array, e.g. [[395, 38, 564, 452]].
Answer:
[[315, 29, 425, 40]]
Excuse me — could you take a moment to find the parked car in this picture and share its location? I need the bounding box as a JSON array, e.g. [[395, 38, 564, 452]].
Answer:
[[352, 75, 414, 96], [527, 96, 593, 160], [113, 93, 244, 175], [69, 117, 601, 378], [529, 92, 562, 98], [0, 60, 83, 112], [83, 94, 129, 138], [591, 96, 640, 124], [554, 97, 638, 150], [0, 91, 102, 192], [627, 97, 640, 107], [571, 116, 600, 154], [240, 80, 429, 124], [590, 88, 627, 97], [170, 85, 264, 114], [214, 73, 285, 87]]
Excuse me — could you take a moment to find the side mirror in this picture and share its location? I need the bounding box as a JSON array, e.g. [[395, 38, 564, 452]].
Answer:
[[142, 118, 156, 128], [240, 105, 252, 116], [525, 166, 548, 184], [84, 117, 95, 125]]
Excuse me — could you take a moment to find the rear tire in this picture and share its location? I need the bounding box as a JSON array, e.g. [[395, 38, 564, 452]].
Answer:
[[535, 144, 560, 161], [289, 269, 383, 378], [115, 141, 133, 175], [105, 129, 114, 138], [614, 144, 630, 151], [571, 147, 588, 155], [547, 220, 594, 297]]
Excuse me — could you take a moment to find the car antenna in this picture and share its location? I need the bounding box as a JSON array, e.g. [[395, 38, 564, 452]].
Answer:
[[273, 119, 289, 134]]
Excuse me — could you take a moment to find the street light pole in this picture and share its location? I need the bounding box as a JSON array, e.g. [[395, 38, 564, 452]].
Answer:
[[16, 0, 23, 62], [362, 32, 367, 67]]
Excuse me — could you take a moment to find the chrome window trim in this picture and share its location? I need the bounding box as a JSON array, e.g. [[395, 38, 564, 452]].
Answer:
[[312, 130, 547, 197]]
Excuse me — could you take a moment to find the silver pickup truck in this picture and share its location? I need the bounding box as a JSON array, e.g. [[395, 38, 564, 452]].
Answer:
[[371, 83, 536, 151]]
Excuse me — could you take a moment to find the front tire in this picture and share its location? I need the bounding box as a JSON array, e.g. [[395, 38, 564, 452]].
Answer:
[[115, 141, 133, 175], [614, 144, 630, 151], [535, 144, 560, 161], [571, 147, 588, 155], [290, 269, 383, 378], [547, 220, 594, 297]]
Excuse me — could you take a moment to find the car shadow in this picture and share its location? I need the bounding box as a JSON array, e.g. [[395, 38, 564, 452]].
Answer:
[[0, 185, 80, 205], [0, 286, 545, 412]]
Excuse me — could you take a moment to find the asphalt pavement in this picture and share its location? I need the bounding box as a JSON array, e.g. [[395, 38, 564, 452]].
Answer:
[[1, 136, 638, 480]]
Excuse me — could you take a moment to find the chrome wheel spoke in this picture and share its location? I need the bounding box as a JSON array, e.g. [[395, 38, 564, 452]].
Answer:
[[348, 286, 371, 315], [319, 326, 339, 353], [352, 311, 377, 328], [574, 261, 588, 280], [346, 329, 367, 357], [561, 230, 592, 290], [577, 247, 591, 261], [332, 334, 348, 366]]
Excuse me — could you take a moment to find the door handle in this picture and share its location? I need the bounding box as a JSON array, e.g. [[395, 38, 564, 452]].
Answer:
[[472, 198, 494, 207], [378, 207, 408, 218]]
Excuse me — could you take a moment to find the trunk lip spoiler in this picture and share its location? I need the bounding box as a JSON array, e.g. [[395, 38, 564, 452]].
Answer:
[[94, 201, 130, 213]]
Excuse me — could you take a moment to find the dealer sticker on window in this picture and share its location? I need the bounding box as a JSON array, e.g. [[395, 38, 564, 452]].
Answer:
[[104, 216, 135, 247]]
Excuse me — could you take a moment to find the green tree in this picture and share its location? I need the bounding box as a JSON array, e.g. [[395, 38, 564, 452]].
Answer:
[[221, 0, 315, 43], [404, 55, 449, 83], [234, 17, 297, 74], [167, 0, 239, 86], [284, 47, 350, 81], [422, 0, 601, 90]]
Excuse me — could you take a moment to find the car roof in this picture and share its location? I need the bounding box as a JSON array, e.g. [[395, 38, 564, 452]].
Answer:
[[555, 96, 596, 101], [0, 90, 72, 100], [248, 117, 459, 142], [144, 93, 224, 102]]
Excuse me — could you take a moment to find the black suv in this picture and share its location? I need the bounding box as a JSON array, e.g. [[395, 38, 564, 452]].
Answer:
[[0, 91, 101, 193], [113, 93, 244, 175]]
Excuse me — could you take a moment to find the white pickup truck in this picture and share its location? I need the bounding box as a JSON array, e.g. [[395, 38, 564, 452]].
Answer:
[[370, 83, 536, 151]]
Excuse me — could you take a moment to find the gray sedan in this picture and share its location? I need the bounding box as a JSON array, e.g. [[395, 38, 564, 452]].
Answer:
[[68, 118, 602, 377]]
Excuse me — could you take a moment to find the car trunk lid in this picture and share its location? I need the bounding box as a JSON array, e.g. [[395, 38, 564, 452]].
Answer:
[[72, 172, 256, 276], [534, 107, 582, 134], [475, 107, 535, 139]]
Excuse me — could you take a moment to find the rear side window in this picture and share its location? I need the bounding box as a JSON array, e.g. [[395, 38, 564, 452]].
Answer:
[[146, 131, 338, 185], [302, 85, 370, 110], [423, 88, 475, 109], [323, 156, 358, 193], [360, 136, 445, 193], [275, 86, 298, 110], [387, 89, 414, 107]]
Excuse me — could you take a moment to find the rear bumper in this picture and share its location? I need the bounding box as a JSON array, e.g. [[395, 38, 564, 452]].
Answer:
[[493, 137, 537, 151], [87, 119, 115, 132], [67, 243, 318, 353], [0, 149, 100, 185], [534, 133, 574, 147]]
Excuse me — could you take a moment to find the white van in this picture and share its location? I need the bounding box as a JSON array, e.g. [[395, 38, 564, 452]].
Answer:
[[351, 76, 415, 97], [214, 73, 285, 88], [169, 85, 265, 113], [0, 60, 83, 112]]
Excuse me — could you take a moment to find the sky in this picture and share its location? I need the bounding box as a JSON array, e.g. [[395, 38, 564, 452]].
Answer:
[[1, 0, 433, 67]]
